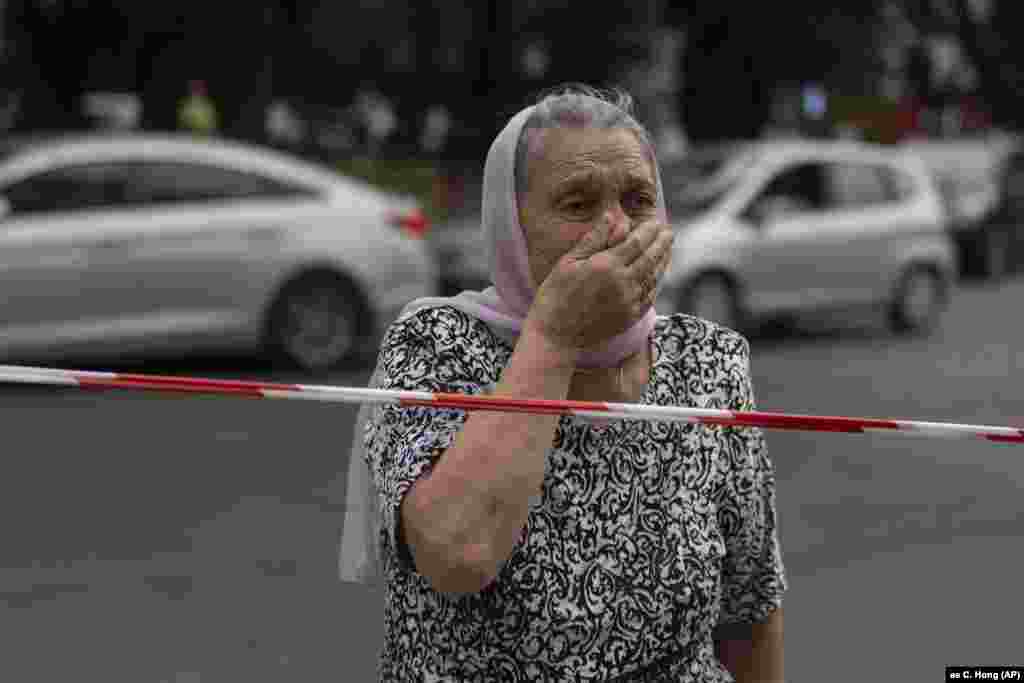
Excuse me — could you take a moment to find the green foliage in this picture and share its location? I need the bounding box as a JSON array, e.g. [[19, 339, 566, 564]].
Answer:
[[827, 94, 907, 144], [335, 157, 446, 221]]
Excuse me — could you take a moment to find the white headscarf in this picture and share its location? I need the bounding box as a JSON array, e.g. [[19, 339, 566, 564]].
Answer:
[[338, 100, 667, 584]]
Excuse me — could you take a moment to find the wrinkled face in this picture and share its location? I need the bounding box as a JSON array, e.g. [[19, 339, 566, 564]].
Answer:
[[517, 126, 659, 288]]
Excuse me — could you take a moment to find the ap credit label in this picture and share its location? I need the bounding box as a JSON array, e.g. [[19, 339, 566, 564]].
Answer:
[[947, 668, 1024, 681]]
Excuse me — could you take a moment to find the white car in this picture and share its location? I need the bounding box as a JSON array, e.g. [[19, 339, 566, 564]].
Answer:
[[656, 139, 958, 335], [0, 133, 439, 372], [903, 135, 1020, 280]]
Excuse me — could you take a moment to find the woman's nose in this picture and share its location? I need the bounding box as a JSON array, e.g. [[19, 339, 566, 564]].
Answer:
[[600, 201, 630, 232]]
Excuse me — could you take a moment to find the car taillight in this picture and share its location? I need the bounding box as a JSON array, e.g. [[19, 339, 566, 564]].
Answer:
[[390, 207, 430, 238]]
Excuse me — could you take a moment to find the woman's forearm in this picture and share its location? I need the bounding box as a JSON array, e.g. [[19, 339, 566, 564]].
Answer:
[[401, 325, 578, 595]]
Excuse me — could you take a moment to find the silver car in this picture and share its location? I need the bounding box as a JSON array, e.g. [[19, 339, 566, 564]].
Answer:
[[656, 140, 958, 335], [0, 133, 439, 372]]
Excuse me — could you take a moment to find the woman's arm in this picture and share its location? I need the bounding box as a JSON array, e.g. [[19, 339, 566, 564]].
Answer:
[[715, 607, 785, 683], [400, 325, 577, 596], [399, 218, 671, 596]]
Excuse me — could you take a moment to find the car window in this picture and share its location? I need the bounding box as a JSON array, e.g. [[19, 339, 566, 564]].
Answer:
[[119, 161, 319, 206], [755, 161, 828, 213], [664, 145, 757, 217], [827, 162, 897, 208], [2, 163, 125, 215]]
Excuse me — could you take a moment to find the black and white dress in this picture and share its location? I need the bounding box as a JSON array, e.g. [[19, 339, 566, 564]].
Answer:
[[362, 306, 787, 682]]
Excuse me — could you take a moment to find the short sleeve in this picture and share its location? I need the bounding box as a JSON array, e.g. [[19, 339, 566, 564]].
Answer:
[[362, 306, 496, 575], [714, 335, 788, 625]]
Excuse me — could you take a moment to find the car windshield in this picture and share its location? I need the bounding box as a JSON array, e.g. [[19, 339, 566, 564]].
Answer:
[[663, 143, 757, 219]]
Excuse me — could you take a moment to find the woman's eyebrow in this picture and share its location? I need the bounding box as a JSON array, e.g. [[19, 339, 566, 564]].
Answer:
[[624, 174, 657, 192], [553, 170, 655, 195], [552, 171, 602, 195]]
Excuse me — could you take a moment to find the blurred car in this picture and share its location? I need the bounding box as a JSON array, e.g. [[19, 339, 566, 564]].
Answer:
[[429, 211, 489, 296], [656, 139, 957, 336], [0, 133, 438, 372], [903, 136, 1019, 281], [973, 138, 1024, 279]]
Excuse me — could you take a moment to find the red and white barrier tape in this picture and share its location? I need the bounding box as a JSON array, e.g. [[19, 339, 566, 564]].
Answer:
[[1, 364, 1021, 444]]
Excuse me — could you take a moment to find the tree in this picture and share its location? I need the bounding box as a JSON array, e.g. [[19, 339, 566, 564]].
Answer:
[[3, 0, 107, 131], [2, 0, 301, 139], [946, 0, 1024, 129], [676, 0, 886, 141]]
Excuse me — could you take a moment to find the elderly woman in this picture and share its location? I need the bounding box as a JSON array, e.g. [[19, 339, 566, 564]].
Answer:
[[340, 84, 787, 682]]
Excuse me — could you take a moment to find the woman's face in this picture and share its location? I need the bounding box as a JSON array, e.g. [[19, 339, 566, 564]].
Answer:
[[517, 126, 659, 288]]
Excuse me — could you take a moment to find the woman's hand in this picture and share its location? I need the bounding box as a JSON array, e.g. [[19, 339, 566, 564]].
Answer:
[[525, 217, 674, 351], [715, 608, 785, 682]]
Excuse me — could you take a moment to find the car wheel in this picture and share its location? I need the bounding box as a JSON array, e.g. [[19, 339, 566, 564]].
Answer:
[[980, 227, 1011, 281], [680, 273, 744, 332], [887, 265, 946, 335], [266, 271, 368, 373]]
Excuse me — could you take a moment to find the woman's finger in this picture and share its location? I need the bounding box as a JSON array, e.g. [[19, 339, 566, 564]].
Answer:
[[632, 252, 667, 304], [649, 245, 672, 289], [626, 224, 673, 281], [610, 220, 661, 266]]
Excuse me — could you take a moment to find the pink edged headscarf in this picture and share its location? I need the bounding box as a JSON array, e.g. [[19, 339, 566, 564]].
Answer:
[[338, 102, 667, 584], [394, 104, 664, 367]]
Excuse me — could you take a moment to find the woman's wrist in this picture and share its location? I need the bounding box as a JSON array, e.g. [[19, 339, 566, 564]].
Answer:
[[516, 321, 581, 373]]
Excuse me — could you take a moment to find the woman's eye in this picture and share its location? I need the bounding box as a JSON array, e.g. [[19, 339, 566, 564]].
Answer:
[[625, 193, 656, 211]]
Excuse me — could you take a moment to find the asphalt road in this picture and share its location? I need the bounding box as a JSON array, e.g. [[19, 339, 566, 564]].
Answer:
[[2, 276, 1022, 682]]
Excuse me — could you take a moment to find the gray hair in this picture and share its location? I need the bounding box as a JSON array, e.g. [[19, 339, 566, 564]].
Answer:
[[513, 83, 657, 199]]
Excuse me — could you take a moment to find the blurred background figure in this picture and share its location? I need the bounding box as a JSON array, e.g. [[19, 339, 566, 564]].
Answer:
[[352, 85, 396, 158], [177, 79, 219, 136], [265, 98, 306, 150], [418, 103, 451, 160]]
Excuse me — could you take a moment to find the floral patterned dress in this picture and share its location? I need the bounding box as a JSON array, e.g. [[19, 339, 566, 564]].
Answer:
[[362, 306, 787, 682]]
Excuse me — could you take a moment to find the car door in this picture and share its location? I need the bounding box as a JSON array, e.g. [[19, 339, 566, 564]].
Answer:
[[821, 159, 914, 305], [0, 162, 128, 354], [96, 158, 319, 335], [736, 159, 848, 313]]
